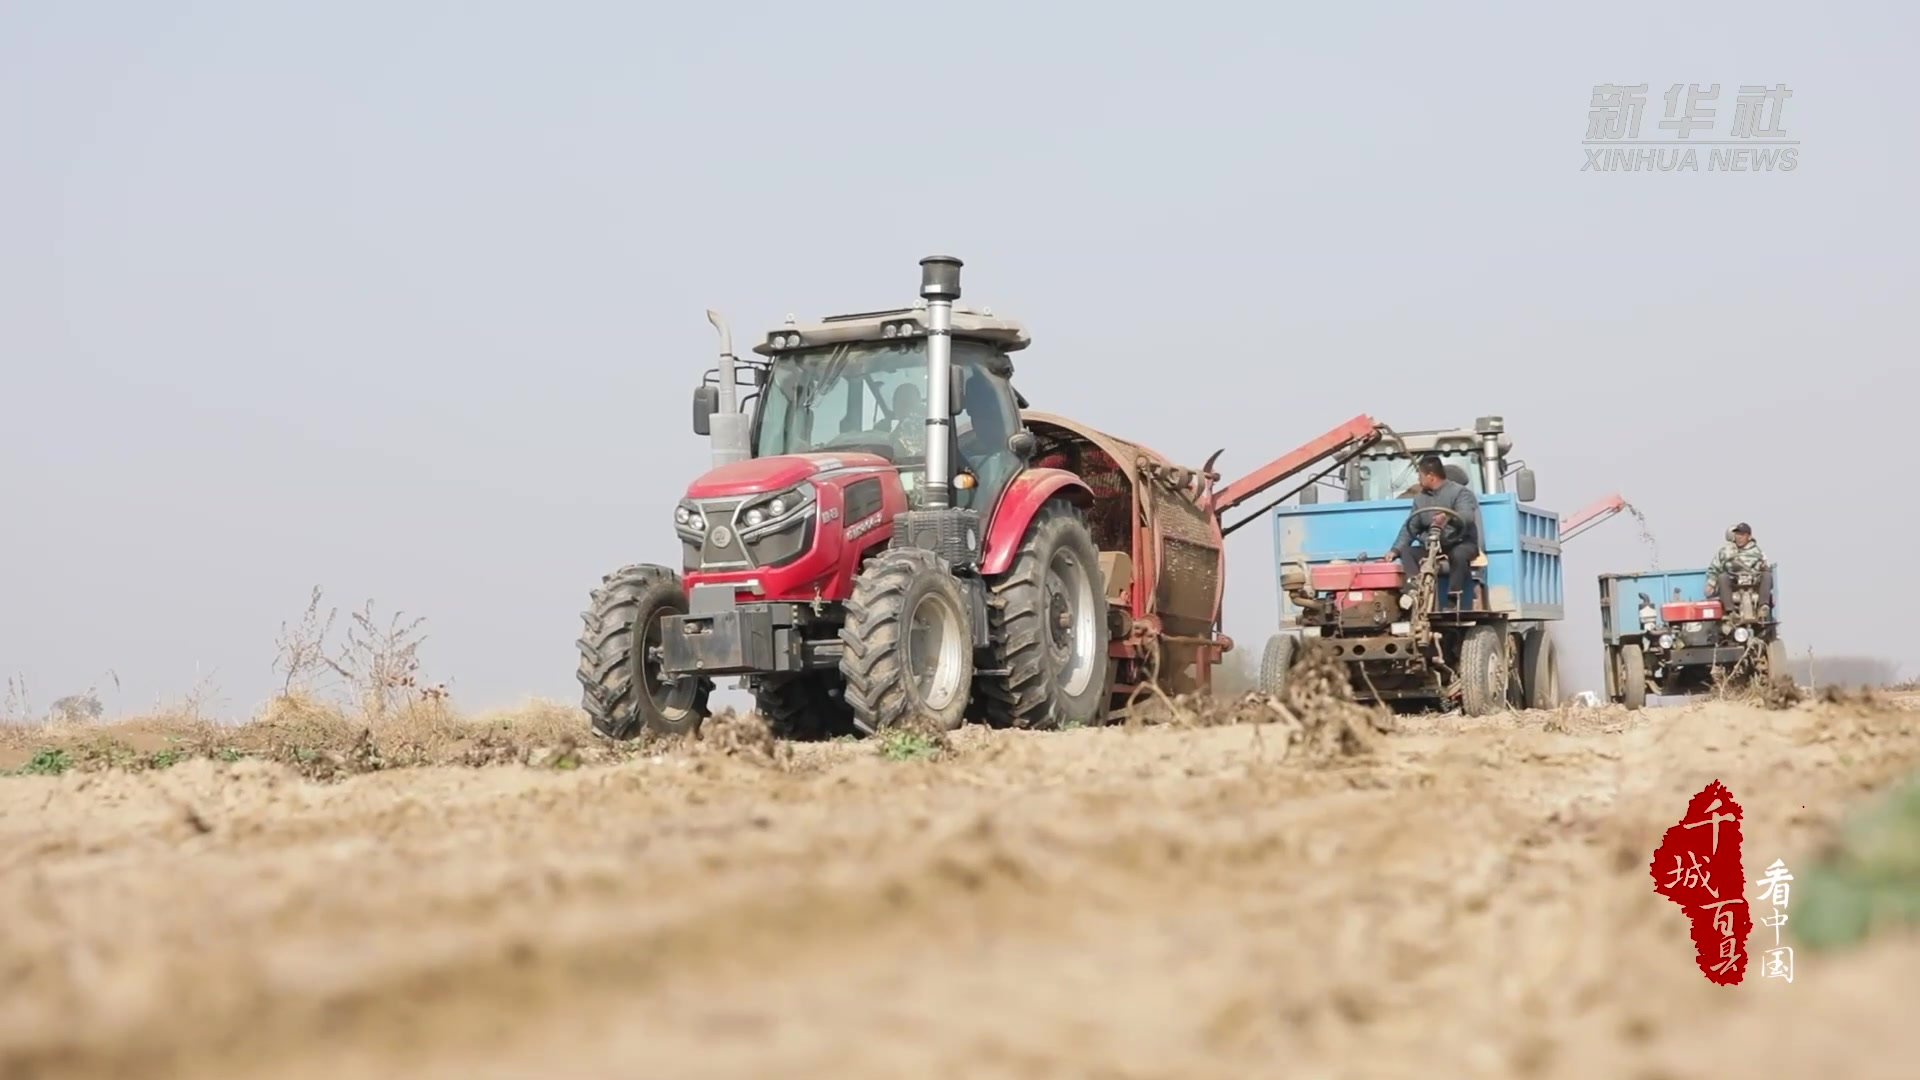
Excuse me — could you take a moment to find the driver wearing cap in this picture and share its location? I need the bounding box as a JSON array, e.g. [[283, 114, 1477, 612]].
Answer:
[[1706, 522, 1772, 619]]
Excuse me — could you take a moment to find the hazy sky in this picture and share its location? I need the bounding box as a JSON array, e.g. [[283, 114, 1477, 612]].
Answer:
[[3, 1, 1914, 717]]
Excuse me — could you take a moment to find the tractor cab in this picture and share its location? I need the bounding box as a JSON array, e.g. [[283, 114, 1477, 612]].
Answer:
[[1332, 418, 1536, 505], [745, 310, 1028, 518], [693, 304, 1033, 523]]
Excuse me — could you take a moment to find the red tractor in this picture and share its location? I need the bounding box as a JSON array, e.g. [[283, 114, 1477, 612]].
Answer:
[[576, 256, 1381, 739]]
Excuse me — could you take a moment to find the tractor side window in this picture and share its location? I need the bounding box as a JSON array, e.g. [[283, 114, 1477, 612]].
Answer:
[[951, 363, 1021, 515]]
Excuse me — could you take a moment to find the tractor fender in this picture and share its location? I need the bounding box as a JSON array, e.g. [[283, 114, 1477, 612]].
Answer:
[[980, 468, 1093, 576]]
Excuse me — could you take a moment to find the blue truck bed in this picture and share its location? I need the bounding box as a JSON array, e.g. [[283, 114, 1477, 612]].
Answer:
[[1274, 493, 1565, 623], [1597, 568, 1784, 644]]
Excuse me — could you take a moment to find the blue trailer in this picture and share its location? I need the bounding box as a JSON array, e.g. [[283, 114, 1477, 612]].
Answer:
[[1597, 567, 1787, 708], [1258, 417, 1597, 716]]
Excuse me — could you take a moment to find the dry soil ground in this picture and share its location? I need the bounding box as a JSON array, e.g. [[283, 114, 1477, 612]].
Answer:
[[2, 691, 1917, 1080]]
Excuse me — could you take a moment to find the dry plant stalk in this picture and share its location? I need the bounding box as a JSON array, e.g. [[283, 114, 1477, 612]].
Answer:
[[274, 587, 339, 697], [272, 587, 448, 720]]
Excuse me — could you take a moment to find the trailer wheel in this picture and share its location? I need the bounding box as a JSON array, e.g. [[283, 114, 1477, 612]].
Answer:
[[840, 548, 974, 734], [1258, 633, 1297, 696], [981, 500, 1111, 730], [1459, 624, 1509, 716], [753, 675, 855, 741], [577, 564, 711, 740], [1521, 627, 1561, 709], [1618, 644, 1648, 711]]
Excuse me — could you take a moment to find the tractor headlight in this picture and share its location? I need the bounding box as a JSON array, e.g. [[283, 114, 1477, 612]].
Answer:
[[674, 502, 706, 542], [738, 485, 814, 535], [736, 484, 817, 568], [1658, 634, 1673, 650], [1733, 626, 1752, 643]]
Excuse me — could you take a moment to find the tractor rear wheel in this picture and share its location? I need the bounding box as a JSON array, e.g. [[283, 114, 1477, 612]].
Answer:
[[753, 675, 855, 741], [839, 548, 974, 734], [1258, 633, 1297, 697], [577, 565, 711, 740], [1618, 644, 1648, 710], [1459, 624, 1509, 717], [1521, 626, 1561, 709], [980, 500, 1111, 730]]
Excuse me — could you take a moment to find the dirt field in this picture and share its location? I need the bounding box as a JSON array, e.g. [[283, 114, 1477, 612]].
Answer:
[[3, 691, 1917, 1080]]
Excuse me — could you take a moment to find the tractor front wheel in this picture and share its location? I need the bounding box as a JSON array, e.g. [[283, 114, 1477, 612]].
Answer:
[[1763, 638, 1792, 690], [1459, 624, 1510, 717], [839, 548, 975, 734], [577, 565, 711, 740], [1258, 633, 1297, 697], [981, 500, 1112, 730]]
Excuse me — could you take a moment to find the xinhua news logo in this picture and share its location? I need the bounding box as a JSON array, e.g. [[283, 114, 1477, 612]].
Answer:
[[1584, 83, 1799, 173]]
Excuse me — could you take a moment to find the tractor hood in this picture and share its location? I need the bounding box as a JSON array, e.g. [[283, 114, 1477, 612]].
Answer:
[[685, 452, 893, 499]]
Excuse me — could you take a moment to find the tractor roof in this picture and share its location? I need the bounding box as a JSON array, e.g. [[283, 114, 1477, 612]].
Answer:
[[1361, 417, 1513, 458], [753, 302, 1030, 357]]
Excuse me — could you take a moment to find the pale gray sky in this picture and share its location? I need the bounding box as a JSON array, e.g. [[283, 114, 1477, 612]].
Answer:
[[3, 1, 1914, 715]]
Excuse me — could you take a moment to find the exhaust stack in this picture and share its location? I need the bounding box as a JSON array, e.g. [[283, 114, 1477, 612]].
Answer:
[[706, 309, 750, 468], [919, 255, 962, 510], [1474, 415, 1505, 492]]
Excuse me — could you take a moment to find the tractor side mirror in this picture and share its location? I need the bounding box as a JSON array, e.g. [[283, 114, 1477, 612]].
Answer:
[[1514, 467, 1537, 503], [950, 368, 966, 414], [692, 385, 718, 436], [1008, 430, 1037, 462], [1299, 484, 1319, 505]]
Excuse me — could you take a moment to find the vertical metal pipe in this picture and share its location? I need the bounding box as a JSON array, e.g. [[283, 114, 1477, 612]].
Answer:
[[705, 310, 749, 468], [918, 256, 962, 509], [1476, 416, 1504, 492]]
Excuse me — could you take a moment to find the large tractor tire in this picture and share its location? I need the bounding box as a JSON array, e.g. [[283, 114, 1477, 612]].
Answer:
[[1521, 626, 1561, 709], [839, 548, 975, 734], [1258, 633, 1297, 697], [753, 675, 855, 741], [1459, 623, 1510, 717], [980, 500, 1112, 730], [1618, 643, 1648, 710], [577, 565, 711, 740]]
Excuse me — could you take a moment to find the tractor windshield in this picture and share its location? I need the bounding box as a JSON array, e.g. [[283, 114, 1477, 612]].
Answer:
[[1351, 451, 1486, 501], [755, 338, 1023, 512]]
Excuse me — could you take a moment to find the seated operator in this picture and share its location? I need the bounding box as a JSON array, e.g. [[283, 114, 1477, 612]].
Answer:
[[1382, 455, 1481, 610], [1705, 521, 1772, 619], [886, 382, 927, 454]]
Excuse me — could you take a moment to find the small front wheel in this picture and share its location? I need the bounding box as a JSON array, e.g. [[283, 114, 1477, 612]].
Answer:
[[1258, 633, 1297, 696], [1763, 638, 1792, 690]]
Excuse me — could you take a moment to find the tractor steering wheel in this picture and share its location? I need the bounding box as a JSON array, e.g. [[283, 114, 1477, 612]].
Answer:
[[1412, 505, 1466, 540], [1383, 506, 1466, 561]]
